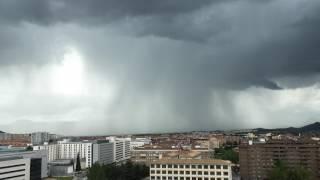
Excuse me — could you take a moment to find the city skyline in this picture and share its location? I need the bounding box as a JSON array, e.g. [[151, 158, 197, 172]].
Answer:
[[1, 0, 320, 135]]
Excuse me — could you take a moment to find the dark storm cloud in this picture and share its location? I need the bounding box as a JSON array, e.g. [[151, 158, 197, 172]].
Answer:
[[1, 0, 320, 134], [0, 0, 219, 24], [1, 0, 320, 91]]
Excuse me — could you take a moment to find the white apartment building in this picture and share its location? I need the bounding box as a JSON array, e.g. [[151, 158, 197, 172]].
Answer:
[[0, 157, 30, 180], [33, 144, 59, 161], [59, 141, 92, 160], [107, 137, 131, 163], [34, 140, 93, 168], [113, 139, 131, 162], [86, 140, 114, 167], [150, 159, 232, 180]]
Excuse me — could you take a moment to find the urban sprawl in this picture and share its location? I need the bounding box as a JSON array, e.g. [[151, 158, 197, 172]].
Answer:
[[0, 122, 320, 180]]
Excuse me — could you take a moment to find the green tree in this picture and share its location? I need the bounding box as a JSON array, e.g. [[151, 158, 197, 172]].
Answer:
[[214, 147, 239, 164], [87, 161, 149, 180], [76, 153, 81, 172], [87, 163, 106, 180], [26, 146, 33, 151], [268, 160, 311, 180]]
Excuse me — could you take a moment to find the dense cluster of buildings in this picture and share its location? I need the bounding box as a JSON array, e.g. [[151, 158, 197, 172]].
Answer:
[[33, 137, 131, 169], [1, 126, 320, 180]]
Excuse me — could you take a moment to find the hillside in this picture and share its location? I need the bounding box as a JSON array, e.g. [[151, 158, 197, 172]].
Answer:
[[255, 122, 320, 134]]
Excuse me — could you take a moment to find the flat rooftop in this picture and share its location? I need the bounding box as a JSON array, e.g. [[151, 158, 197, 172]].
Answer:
[[152, 159, 232, 165]]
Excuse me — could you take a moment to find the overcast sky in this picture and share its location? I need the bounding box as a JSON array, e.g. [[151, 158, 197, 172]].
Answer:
[[0, 0, 320, 135]]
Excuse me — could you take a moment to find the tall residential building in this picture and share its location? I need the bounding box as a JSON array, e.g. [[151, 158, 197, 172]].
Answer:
[[150, 159, 233, 180], [107, 137, 131, 163], [58, 141, 92, 160], [0, 150, 48, 179], [33, 144, 59, 161], [239, 139, 320, 180], [86, 140, 114, 167], [31, 132, 50, 145]]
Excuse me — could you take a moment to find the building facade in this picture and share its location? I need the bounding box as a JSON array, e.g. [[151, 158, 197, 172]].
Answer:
[[31, 132, 50, 145], [0, 157, 30, 180], [0, 150, 48, 179], [131, 148, 179, 165], [86, 140, 115, 167], [58, 141, 91, 160], [106, 138, 131, 163], [48, 159, 74, 177], [239, 139, 320, 180], [33, 144, 59, 161], [150, 159, 232, 180]]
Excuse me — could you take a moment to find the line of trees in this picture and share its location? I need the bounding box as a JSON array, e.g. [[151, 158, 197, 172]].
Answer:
[[87, 161, 149, 180]]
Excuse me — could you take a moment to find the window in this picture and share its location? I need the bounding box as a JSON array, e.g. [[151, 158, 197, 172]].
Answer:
[[174, 165, 178, 168], [180, 165, 184, 168], [168, 171, 172, 174], [224, 179, 229, 180], [204, 171, 208, 175], [151, 164, 155, 168], [192, 171, 196, 175], [151, 176, 155, 180], [223, 165, 228, 169], [198, 171, 202, 175], [151, 170, 155, 174], [210, 172, 215, 175], [210, 165, 214, 169], [180, 171, 184, 174], [216, 165, 221, 169], [186, 171, 190, 174], [174, 171, 178, 174], [162, 170, 166, 174], [192, 165, 196, 169], [198, 165, 202, 169], [168, 164, 172, 168], [186, 178, 190, 180], [174, 177, 178, 180], [217, 172, 221, 175], [224, 172, 228, 176], [156, 170, 160, 174], [185, 165, 190, 168], [162, 165, 166, 168], [156, 176, 160, 180], [204, 165, 208, 169]]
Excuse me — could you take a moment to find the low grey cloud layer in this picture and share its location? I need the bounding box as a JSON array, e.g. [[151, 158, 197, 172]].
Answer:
[[0, 0, 320, 135]]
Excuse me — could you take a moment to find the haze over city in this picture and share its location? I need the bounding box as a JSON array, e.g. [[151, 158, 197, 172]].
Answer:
[[1, 0, 320, 135]]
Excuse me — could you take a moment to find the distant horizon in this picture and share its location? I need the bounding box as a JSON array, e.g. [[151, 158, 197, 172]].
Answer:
[[1, 121, 319, 137]]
